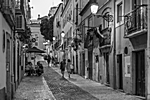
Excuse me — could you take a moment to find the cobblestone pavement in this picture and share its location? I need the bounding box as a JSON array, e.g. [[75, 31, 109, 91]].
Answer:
[[13, 76, 56, 100], [43, 67, 98, 100], [51, 66, 145, 100], [13, 62, 145, 100]]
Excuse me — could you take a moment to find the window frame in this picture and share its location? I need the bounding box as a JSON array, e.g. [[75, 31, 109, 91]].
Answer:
[[115, 0, 124, 27]]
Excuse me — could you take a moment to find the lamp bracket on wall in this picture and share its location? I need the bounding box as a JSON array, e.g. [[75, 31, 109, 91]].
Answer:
[[94, 14, 113, 22]]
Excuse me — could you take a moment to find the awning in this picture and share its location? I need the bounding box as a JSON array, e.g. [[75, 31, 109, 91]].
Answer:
[[26, 47, 45, 53]]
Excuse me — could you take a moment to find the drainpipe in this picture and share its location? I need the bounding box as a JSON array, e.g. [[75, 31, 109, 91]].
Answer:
[[147, 0, 150, 99], [113, 0, 116, 89]]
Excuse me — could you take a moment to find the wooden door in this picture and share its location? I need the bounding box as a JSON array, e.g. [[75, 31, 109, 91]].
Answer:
[[104, 53, 110, 85], [117, 54, 123, 89], [135, 50, 145, 97], [82, 53, 85, 76], [88, 50, 93, 79]]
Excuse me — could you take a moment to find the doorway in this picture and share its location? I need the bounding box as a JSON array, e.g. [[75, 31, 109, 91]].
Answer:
[[88, 50, 93, 79], [82, 53, 85, 76], [135, 50, 145, 97], [76, 54, 78, 74], [117, 54, 123, 90], [104, 53, 110, 85], [6, 38, 11, 100]]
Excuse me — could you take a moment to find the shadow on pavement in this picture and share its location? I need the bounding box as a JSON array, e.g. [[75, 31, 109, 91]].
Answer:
[[68, 78, 77, 81]]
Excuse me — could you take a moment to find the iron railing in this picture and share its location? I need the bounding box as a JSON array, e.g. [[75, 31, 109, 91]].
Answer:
[[99, 27, 111, 47], [124, 5, 147, 36]]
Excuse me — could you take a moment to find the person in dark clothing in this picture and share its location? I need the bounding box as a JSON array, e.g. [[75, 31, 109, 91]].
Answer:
[[60, 59, 66, 78], [47, 55, 51, 67], [36, 61, 44, 76]]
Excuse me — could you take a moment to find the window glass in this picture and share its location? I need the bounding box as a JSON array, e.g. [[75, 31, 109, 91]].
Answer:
[[117, 2, 122, 22]]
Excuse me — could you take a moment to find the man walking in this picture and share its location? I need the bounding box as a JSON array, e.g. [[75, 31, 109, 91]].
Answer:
[[60, 59, 66, 78]]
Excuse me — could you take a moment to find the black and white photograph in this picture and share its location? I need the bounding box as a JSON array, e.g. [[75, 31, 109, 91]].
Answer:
[[0, 0, 149, 100]]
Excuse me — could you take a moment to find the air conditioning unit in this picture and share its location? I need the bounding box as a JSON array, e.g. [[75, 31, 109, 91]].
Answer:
[[16, 15, 25, 30]]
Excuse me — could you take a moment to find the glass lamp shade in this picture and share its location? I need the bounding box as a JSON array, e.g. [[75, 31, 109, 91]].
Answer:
[[61, 31, 65, 37], [53, 37, 56, 40], [90, 3, 99, 14]]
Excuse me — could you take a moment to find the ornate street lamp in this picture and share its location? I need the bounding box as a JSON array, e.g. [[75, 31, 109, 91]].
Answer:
[[53, 37, 56, 41], [90, 0, 113, 23], [90, 0, 99, 15]]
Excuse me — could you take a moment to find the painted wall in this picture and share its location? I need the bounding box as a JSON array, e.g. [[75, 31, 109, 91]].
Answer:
[[53, 3, 62, 40], [0, 13, 6, 90], [0, 12, 13, 99], [30, 23, 45, 50]]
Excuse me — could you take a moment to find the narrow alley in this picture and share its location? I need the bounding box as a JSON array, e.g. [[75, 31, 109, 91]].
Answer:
[[13, 64, 143, 100]]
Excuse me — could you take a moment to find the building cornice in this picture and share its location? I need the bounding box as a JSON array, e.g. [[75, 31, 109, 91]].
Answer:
[[61, 0, 71, 17], [79, 1, 91, 16], [53, 3, 63, 18]]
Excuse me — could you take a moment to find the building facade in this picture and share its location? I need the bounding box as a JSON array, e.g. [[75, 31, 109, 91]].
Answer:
[[53, 0, 150, 99], [115, 0, 147, 97], [53, 3, 63, 62], [0, 0, 31, 99], [61, 0, 74, 64]]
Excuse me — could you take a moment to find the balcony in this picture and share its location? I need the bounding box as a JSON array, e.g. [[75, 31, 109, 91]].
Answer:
[[99, 27, 112, 53], [99, 27, 111, 47], [1, 0, 15, 27], [55, 39, 61, 50], [124, 5, 147, 38], [16, 14, 25, 32]]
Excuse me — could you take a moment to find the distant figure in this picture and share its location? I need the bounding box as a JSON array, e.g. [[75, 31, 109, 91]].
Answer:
[[70, 64, 74, 74], [47, 55, 51, 67], [25, 62, 33, 76], [25, 62, 31, 76], [60, 59, 66, 78], [36, 61, 44, 76], [66, 59, 71, 78]]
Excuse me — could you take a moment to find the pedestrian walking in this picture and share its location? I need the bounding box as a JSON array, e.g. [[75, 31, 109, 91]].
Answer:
[[47, 55, 51, 67], [66, 59, 71, 78], [60, 59, 66, 78], [70, 64, 74, 74]]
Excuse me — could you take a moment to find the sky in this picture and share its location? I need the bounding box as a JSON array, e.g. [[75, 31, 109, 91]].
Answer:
[[30, 0, 62, 19]]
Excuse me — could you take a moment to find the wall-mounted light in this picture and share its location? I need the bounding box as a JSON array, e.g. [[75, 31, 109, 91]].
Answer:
[[90, 0, 99, 14], [90, 0, 113, 23], [53, 37, 56, 41], [61, 31, 65, 38]]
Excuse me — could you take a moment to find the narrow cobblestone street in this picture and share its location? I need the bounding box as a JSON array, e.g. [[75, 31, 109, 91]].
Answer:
[[13, 64, 145, 100]]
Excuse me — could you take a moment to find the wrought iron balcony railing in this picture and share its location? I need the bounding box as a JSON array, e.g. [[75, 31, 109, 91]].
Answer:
[[99, 27, 111, 47], [124, 5, 147, 37]]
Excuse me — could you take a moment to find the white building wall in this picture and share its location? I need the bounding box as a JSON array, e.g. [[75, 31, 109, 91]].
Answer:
[[0, 13, 6, 89], [30, 25, 45, 50], [0, 13, 12, 89]]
